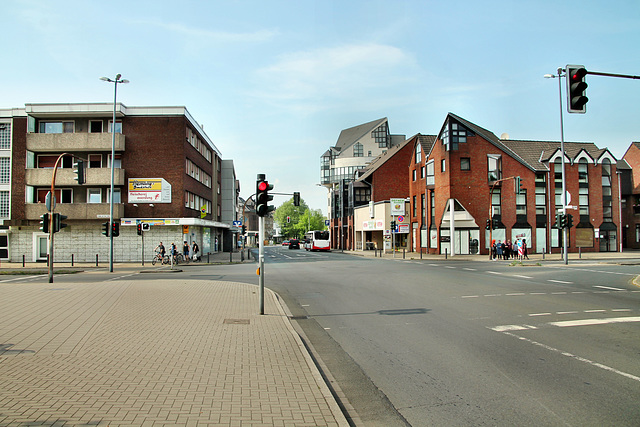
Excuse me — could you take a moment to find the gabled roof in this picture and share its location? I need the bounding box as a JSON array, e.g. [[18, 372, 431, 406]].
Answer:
[[416, 134, 437, 155], [334, 118, 387, 150], [502, 140, 604, 171], [356, 135, 413, 183]]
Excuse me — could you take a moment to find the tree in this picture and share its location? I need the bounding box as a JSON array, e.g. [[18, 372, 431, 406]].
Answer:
[[274, 197, 326, 239]]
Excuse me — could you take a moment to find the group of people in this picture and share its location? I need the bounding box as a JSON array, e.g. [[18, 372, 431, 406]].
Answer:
[[155, 240, 200, 261], [491, 238, 528, 261]]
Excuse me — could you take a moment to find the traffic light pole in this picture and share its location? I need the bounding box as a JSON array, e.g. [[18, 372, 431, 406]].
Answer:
[[553, 67, 569, 265], [258, 215, 265, 315]]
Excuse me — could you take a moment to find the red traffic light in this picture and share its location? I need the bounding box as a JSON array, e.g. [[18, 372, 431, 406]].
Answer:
[[571, 68, 587, 81], [258, 181, 268, 191]]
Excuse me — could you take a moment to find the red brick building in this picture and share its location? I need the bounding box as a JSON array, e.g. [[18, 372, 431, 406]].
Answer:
[[410, 113, 620, 255]]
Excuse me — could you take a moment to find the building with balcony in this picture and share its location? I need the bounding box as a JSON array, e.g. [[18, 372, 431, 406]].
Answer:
[[3, 103, 233, 263]]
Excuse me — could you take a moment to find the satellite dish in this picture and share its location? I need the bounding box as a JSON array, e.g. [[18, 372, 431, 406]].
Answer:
[[500, 133, 510, 140]]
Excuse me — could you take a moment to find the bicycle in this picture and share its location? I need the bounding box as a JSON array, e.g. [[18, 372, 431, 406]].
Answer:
[[151, 251, 169, 265]]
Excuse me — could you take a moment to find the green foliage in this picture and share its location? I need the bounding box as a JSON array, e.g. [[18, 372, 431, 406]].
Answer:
[[274, 197, 326, 239]]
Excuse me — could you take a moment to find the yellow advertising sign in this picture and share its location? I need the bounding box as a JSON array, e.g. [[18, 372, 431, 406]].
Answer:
[[128, 179, 163, 191], [183, 225, 189, 234]]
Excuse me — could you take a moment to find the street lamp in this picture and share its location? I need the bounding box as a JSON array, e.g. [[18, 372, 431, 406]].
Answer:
[[100, 74, 129, 272], [544, 68, 568, 265]]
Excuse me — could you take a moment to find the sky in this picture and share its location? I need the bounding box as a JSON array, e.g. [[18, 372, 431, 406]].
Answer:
[[3, 0, 639, 215]]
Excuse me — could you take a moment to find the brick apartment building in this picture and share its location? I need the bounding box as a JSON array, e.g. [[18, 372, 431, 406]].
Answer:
[[1, 103, 236, 263], [621, 142, 640, 249]]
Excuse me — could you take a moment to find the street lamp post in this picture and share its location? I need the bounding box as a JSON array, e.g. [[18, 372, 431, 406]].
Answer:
[[544, 68, 569, 265], [100, 74, 129, 272]]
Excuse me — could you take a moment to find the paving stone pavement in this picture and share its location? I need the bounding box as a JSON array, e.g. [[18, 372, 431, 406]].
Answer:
[[0, 278, 348, 426]]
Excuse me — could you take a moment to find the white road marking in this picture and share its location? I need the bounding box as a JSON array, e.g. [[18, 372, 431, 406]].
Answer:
[[499, 331, 640, 383], [529, 313, 552, 317], [461, 295, 480, 298], [487, 271, 502, 275], [557, 311, 579, 315], [548, 280, 573, 284], [506, 293, 525, 296], [513, 275, 533, 279], [549, 316, 640, 328], [612, 308, 631, 312], [491, 325, 538, 332], [463, 268, 477, 271], [584, 309, 606, 313], [593, 285, 625, 291]]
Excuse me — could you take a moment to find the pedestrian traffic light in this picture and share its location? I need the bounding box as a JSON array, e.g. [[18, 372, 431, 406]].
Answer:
[[39, 213, 49, 233], [52, 213, 68, 233], [111, 221, 120, 237], [102, 222, 110, 237], [566, 65, 588, 114], [566, 213, 574, 228], [73, 159, 85, 185], [256, 174, 274, 217], [293, 192, 300, 206], [486, 219, 491, 230], [137, 223, 142, 236]]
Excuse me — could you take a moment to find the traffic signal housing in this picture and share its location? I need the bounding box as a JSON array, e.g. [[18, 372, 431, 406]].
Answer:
[[102, 222, 110, 237], [515, 176, 524, 194], [40, 213, 50, 233], [293, 192, 300, 206], [73, 159, 85, 185], [111, 222, 120, 237], [256, 175, 274, 217], [53, 213, 68, 233], [566, 65, 588, 114], [566, 213, 574, 228], [486, 219, 491, 230], [492, 218, 500, 229], [137, 223, 142, 236]]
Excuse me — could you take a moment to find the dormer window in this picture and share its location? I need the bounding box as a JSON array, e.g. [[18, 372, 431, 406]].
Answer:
[[440, 120, 473, 151]]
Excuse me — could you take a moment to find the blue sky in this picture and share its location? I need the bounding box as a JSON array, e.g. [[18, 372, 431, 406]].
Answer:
[[3, 0, 639, 215]]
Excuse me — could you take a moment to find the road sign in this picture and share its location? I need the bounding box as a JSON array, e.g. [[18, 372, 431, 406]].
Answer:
[[325, 220, 330, 226], [233, 221, 242, 227], [397, 215, 404, 223], [141, 223, 150, 231]]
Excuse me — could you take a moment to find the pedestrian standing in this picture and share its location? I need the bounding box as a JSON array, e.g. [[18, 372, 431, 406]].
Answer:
[[497, 240, 503, 260], [192, 241, 199, 261], [523, 239, 529, 260], [183, 241, 190, 258]]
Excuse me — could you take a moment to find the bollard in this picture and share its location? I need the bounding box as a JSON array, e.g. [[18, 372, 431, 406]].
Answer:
[[445, 248, 448, 260], [71, 254, 74, 267], [579, 247, 582, 259], [47, 254, 50, 267], [543, 248, 545, 260], [96, 254, 99, 267], [420, 250, 423, 260], [403, 248, 405, 259], [241, 250, 245, 262], [230, 251, 233, 263], [23, 254, 26, 267], [207, 252, 210, 263]]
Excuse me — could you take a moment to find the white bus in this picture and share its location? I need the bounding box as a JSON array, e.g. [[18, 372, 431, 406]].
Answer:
[[304, 230, 330, 251]]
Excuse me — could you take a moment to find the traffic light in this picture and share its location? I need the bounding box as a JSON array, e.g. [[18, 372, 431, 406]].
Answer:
[[515, 176, 524, 194], [256, 175, 274, 217], [39, 213, 50, 233], [486, 219, 491, 230], [102, 222, 110, 237], [73, 159, 85, 185], [566, 213, 574, 228], [390, 220, 397, 231], [137, 223, 142, 236], [492, 218, 500, 229], [293, 192, 300, 206], [566, 65, 588, 114], [555, 213, 562, 228], [111, 222, 120, 237], [52, 213, 68, 233], [242, 224, 246, 235]]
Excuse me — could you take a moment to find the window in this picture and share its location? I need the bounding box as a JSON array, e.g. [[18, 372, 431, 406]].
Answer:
[[579, 187, 589, 215], [372, 122, 389, 148], [441, 159, 446, 173], [0, 123, 10, 149], [415, 143, 422, 164], [108, 121, 122, 133], [39, 121, 74, 134], [88, 188, 102, 204], [413, 195, 417, 217], [107, 154, 121, 168], [636, 224, 640, 243], [353, 142, 363, 157], [460, 157, 470, 171], [421, 166, 425, 179], [89, 120, 103, 133], [492, 188, 501, 215], [516, 190, 527, 215], [421, 193, 426, 223], [578, 160, 588, 183], [602, 159, 612, 221], [107, 189, 121, 204], [88, 154, 102, 168], [413, 169, 417, 181], [0, 157, 10, 184], [487, 155, 501, 181], [354, 188, 370, 203], [0, 191, 9, 218], [440, 120, 473, 151], [426, 161, 435, 185]]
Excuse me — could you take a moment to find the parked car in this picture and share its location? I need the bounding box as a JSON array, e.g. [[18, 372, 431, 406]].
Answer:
[[288, 239, 300, 249]]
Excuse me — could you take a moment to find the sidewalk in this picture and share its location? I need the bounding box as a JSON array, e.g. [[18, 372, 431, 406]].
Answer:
[[0, 257, 349, 426]]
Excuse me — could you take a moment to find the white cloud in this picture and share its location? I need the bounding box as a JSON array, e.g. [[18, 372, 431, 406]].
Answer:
[[130, 18, 278, 43], [251, 43, 418, 106]]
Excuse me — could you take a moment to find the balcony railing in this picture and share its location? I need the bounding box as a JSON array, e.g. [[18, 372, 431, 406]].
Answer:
[[26, 132, 125, 152], [25, 203, 124, 221], [25, 167, 125, 187]]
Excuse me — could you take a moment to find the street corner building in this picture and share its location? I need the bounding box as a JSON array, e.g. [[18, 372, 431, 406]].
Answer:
[[0, 103, 243, 263], [321, 113, 630, 256]]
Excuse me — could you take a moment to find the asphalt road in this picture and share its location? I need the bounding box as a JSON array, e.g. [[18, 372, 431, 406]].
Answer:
[[8, 248, 639, 426]]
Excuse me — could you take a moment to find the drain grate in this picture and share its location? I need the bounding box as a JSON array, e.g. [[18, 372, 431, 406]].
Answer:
[[223, 318, 250, 325]]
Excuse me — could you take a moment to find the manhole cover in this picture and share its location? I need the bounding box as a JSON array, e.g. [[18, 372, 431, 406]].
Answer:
[[223, 319, 250, 325]]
